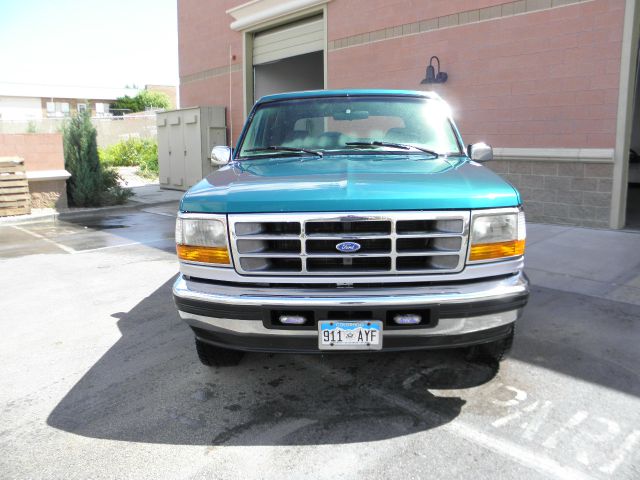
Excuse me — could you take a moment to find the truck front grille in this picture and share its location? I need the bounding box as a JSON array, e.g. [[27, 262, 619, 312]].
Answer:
[[228, 212, 470, 276]]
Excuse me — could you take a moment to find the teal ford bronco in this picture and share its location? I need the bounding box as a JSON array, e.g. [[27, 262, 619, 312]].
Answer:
[[173, 90, 528, 366]]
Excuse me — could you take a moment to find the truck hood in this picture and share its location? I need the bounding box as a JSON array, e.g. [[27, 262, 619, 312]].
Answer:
[[180, 155, 520, 213]]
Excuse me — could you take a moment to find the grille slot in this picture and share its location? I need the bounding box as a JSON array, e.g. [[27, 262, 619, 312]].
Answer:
[[239, 257, 302, 272], [396, 255, 460, 271], [307, 257, 391, 272], [235, 221, 300, 236], [236, 239, 301, 254], [229, 212, 469, 276], [306, 220, 391, 236], [396, 237, 462, 252], [397, 219, 463, 234]]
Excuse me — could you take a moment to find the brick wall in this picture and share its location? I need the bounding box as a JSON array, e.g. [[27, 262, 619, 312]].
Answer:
[[0, 133, 68, 209], [0, 133, 64, 171], [327, 0, 624, 149], [178, 0, 624, 151], [177, 0, 627, 228], [179, 0, 244, 137]]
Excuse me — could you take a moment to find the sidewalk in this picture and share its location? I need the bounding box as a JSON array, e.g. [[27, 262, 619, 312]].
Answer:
[[525, 223, 640, 306], [127, 184, 184, 205], [0, 184, 183, 225]]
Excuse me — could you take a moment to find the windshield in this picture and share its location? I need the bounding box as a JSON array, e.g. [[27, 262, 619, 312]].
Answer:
[[237, 96, 462, 159]]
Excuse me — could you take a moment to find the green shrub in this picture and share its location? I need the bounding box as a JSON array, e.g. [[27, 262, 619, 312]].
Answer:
[[99, 138, 158, 179], [101, 167, 134, 205], [63, 112, 132, 207]]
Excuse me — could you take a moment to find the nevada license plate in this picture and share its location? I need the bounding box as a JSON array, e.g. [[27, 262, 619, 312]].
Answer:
[[318, 320, 383, 350]]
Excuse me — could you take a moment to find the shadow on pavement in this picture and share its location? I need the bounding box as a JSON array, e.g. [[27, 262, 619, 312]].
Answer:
[[47, 278, 640, 446], [512, 284, 640, 398], [47, 277, 497, 446]]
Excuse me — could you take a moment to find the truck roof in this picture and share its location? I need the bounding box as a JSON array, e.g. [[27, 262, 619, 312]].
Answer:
[[256, 89, 442, 104]]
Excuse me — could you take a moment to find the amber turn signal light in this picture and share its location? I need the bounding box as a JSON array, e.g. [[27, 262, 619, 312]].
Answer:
[[176, 244, 230, 264], [469, 239, 525, 262]]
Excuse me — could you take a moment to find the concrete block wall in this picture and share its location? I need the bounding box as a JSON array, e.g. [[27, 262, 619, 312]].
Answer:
[[0, 117, 157, 148], [487, 160, 613, 227]]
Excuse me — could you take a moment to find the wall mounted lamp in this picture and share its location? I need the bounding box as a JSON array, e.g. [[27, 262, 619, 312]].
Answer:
[[420, 56, 448, 84]]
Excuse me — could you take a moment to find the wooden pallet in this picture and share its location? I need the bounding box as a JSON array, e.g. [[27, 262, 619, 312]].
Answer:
[[0, 157, 31, 217]]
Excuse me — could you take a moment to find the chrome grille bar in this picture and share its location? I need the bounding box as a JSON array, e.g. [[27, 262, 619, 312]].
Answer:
[[228, 212, 470, 276]]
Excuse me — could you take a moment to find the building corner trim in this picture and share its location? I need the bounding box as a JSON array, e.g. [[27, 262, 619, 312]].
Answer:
[[610, 0, 640, 229]]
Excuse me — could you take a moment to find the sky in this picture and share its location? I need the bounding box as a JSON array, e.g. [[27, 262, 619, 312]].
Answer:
[[0, 0, 179, 88]]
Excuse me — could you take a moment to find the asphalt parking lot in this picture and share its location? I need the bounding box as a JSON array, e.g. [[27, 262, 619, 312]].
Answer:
[[1, 205, 639, 480]]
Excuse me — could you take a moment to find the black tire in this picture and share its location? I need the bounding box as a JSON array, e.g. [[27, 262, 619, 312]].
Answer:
[[195, 339, 244, 367], [466, 326, 515, 364]]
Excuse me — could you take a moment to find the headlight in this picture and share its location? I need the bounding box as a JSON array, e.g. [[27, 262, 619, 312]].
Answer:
[[468, 209, 525, 262], [175, 216, 231, 265]]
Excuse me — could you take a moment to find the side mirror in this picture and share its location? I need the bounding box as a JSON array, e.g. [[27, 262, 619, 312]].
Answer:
[[211, 146, 231, 166], [468, 142, 493, 162]]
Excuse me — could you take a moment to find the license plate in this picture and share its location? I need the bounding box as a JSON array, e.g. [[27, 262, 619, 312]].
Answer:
[[318, 320, 383, 350]]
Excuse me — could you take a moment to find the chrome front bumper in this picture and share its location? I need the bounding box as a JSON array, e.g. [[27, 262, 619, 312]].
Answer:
[[173, 272, 528, 352]]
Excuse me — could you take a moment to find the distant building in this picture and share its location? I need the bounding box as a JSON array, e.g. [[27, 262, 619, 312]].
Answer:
[[145, 84, 178, 109], [178, 0, 640, 230], [0, 83, 140, 120]]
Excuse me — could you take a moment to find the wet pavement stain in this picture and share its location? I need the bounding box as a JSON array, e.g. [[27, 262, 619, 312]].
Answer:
[[267, 377, 284, 388]]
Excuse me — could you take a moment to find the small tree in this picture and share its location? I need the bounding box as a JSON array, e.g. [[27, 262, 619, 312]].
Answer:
[[63, 112, 103, 207], [63, 112, 132, 206], [110, 95, 138, 112], [111, 90, 170, 112], [136, 90, 170, 110]]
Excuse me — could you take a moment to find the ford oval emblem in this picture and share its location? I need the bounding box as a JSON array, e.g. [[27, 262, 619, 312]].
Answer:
[[336, 241, 361, 253]]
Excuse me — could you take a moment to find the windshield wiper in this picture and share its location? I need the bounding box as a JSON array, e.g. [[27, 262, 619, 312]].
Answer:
[[245, 146, 323, 157], [345, 141, 441, 157]]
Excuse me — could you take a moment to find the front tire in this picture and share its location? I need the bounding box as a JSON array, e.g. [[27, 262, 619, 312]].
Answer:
[[466, 325, 515, 363], [195, 338, 244, 367]]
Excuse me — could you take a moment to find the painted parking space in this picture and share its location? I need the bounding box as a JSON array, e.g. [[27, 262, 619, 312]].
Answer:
[[0, 206, 638, 479], [0, 209, 177, 258]]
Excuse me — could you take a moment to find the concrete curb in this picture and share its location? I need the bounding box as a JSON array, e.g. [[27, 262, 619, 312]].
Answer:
[[57, 199, 179, 220], [0, 199, 180, 226], [0, 210, 59, 226]]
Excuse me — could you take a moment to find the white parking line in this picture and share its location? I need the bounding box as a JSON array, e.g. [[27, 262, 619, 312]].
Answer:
[[10, 226, 171, 255], [141, 207, 177, 218], [11, 225, 76, 254], [74, 238, 170, 254], [599, 430, 640, 474], [370, 386, 593, 480], [302, 359, 594, 480]]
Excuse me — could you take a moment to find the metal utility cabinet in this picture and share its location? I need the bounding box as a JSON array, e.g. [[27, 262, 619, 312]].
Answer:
[[157, 106, 226, 191]]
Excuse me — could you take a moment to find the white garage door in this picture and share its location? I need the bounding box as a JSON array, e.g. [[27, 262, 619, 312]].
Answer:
[[253, 15, 324, 65]]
